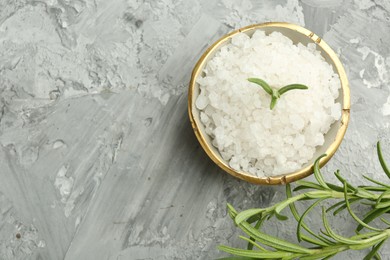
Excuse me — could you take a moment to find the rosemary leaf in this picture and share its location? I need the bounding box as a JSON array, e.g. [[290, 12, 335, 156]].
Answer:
[[377, 141, 390, 179], [321, 207, 363, 245], [363, 240, 385, 260], [217, 257, 257, 260], [274, 194, 306, 215], [359, 186, 389, 192], [375, 200, 390, 209], [363, 175, 390, 188], [218, 245, 293, 258], [238, 219, 313, 253], [334, 170, 356, 191], [356, 207, 390, 232], [247, 218, 265, 250], [275, 212, 289, 220], [235, 208, 264, 225], [293, 181, 326, 191], [374, 252, 381, 260], [326, 200, 346, 213], [331, 198, 360, 216], [287, 185, 333, 246], [343, 181, 382, 232], [278, 84, 308, 95], [297, 199, 326, 242], [246, 214, 261, 224], [247, 78, 273, 95], [376, 190, 390, 207], [238, 236, 266, 251], [321, 253, 338, 260], [351, 231, 382, 240], [380, 217, 390, 226], [325, 182, 344, 192], [313, 155, 329, 189]]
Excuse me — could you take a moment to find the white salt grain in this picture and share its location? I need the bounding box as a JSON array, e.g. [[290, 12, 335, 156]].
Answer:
[[200, 112, 209, 124], [292, 135, 305, 150], [196, 95, 209, 110], [196, 31, 341, 177]]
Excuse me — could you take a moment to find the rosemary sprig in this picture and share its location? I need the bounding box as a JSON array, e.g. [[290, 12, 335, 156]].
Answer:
[[219, 142, 390, 259], [247, 78, 308, 110]]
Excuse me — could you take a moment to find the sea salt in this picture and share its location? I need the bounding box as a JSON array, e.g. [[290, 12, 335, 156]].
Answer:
[[195, 30, 341, 177]]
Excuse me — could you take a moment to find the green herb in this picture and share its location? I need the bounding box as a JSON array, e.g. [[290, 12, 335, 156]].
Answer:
[[218, 142, 390, 259], [248, 78, 308, 110]]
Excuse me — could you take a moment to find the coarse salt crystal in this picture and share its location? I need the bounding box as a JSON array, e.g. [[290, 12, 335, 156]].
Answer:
[[196, 95, 209, 110]]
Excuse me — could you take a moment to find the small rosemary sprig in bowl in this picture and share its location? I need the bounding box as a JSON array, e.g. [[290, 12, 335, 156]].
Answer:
[[248, 78, 308, 110], [218, 142, 390, 259]]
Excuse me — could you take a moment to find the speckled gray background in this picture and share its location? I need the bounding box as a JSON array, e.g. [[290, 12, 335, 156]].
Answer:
[[0, 0, 389, 259]]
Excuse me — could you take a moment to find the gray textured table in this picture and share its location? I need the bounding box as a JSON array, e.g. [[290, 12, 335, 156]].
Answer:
[[0, 0, 390, 259]]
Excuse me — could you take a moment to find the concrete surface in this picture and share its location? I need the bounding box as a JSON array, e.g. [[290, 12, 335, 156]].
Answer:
[[0, 0, 389, 259]]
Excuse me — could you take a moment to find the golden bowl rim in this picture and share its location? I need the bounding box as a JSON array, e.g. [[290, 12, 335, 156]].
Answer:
[[188, 22, 350, 185]]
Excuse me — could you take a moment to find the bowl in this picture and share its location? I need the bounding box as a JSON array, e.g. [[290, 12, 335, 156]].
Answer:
[[188, 22, 350, 185]]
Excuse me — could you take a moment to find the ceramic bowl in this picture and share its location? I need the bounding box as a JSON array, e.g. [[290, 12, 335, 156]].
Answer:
[[188, 22, 350, 185]]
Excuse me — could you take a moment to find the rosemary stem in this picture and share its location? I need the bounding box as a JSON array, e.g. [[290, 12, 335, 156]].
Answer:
[[309, 245, 349, 255]]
